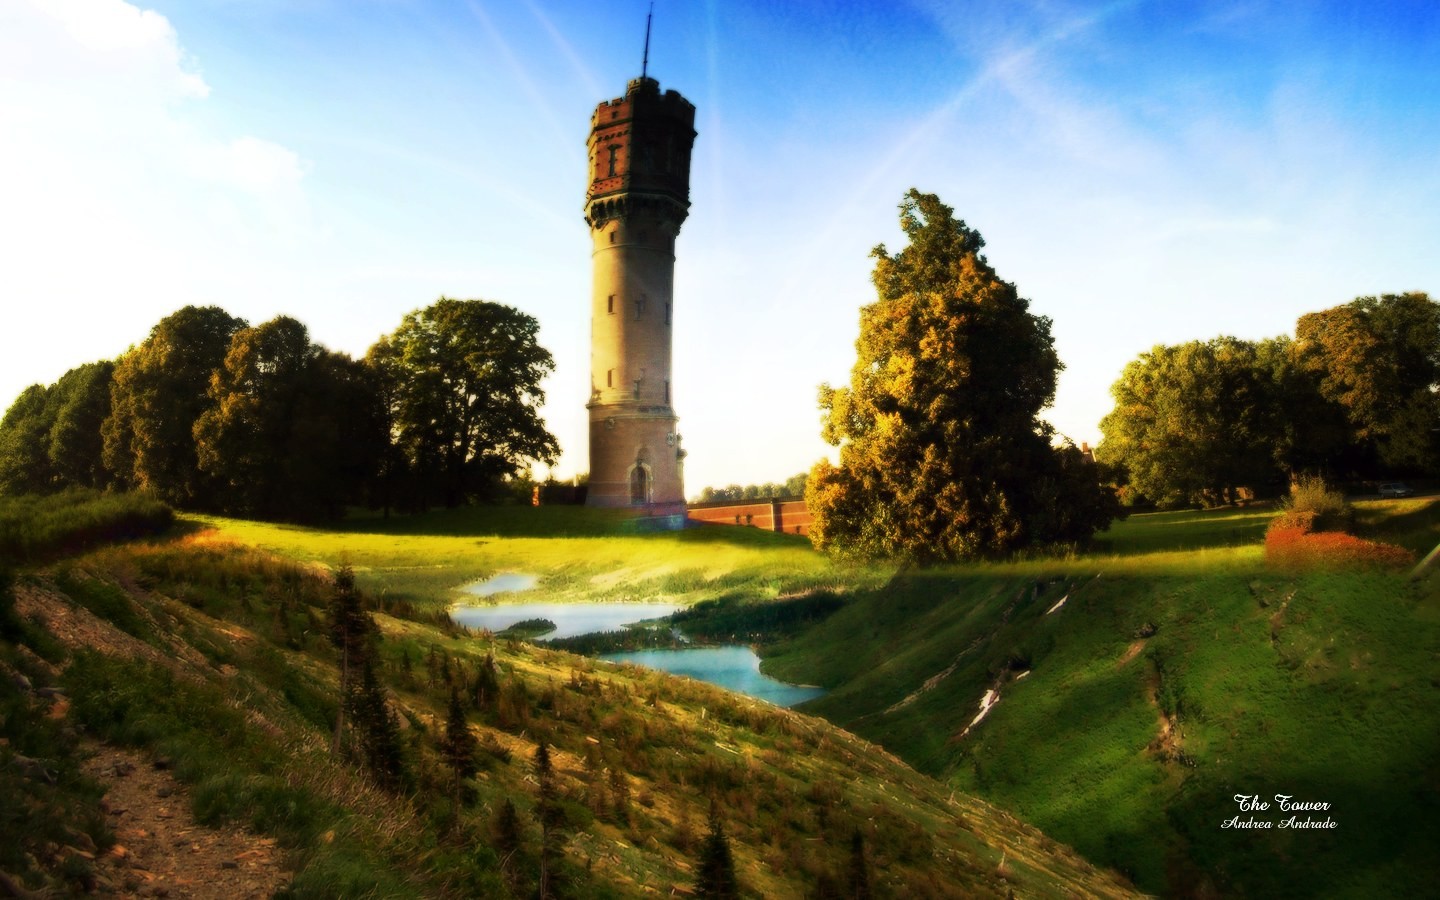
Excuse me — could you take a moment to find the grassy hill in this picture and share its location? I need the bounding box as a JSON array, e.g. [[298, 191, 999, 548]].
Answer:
[[0, 496, 1135, 898], [20, 494, 1434, 896], [762, 500, 1440, 897]]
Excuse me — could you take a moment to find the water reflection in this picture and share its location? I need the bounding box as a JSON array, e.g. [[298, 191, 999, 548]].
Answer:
[[450, 601, 680, 641], [603, 645, 825, 708]]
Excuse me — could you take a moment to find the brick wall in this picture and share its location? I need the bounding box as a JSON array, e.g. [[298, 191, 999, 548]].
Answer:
[[687, 498, 812, 536]]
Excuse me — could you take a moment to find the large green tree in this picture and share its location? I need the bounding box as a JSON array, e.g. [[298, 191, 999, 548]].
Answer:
[[0, 385, 56, 495], [1098, 337, 1286, 506], [368, 298, 559, 508], [808, 190, 1116, 560], [47, 361, 116, 490], [1295, 291, 1440, 472], [0, 361, 116, 495], [103, 305, 248, 507], [193, 316, 380, 521]]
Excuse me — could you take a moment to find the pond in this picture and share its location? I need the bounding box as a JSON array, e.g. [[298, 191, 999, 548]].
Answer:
[[601, 646, 825, 708], [461, 573, 540, 597], [450, 594, 826, 707], [450, 601, 682, 641]]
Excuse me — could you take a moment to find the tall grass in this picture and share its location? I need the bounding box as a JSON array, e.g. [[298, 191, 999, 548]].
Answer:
[[0, 488, 173, 563]]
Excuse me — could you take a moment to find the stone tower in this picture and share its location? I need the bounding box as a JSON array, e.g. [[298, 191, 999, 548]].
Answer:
[[583, 75, 696, 523]]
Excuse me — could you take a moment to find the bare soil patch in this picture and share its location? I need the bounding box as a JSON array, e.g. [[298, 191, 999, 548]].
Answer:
[[81, 744, 291, 899]]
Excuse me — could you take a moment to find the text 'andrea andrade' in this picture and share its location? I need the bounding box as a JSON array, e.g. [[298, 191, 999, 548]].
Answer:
[[1221, 794, 1337, 830]]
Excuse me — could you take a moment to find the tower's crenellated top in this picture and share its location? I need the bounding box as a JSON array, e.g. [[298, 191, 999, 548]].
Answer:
[[585, 77, 696, 228]]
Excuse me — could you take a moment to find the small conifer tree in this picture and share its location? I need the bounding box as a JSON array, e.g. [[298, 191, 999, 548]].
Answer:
[[493, 798, 525, 891], [353, 656, 405, 788], [695, 801, 739, 899], [848, 829, 872, 899], [534, 742, 564, 899], [326, 565, 372, 757], [440, 686, 478, 817]]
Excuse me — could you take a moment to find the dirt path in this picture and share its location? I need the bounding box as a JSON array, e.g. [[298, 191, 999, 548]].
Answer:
[[81, 745, 292, 898]]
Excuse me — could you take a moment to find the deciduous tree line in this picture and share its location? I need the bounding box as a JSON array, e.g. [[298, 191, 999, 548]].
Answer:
[[1098, 292, 1440, 507], [693, 472, 808, 503], [0, 298, 559, 520]]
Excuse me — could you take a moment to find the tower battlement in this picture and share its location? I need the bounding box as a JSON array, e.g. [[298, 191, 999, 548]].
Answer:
[[590, 78, 696, 128], [586, 78, 696, 221]]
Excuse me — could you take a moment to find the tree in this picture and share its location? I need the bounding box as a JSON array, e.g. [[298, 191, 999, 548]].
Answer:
[[47, 361, 116, 490], [103, 305, 248, 507], [809, 190, 1115, 560], [194, 316, 381, 521], [0, 362, 117, 496], [353, 655, 406, 789], [694, 802, 738, 899], [1254, 336, 1357, 478], [327, 566, 372, 758], [440, 687, 479, 818], [492, 798, 526, 891], [471, 651, 499, 713], [368, 298, 560, 508], [0, 385, 57, 495], [1098, 337, 1285, 506], [847, 829, 872, 900], [783, 471, 808, 498], [1295, 292, 1440, 472], [533, 741, 563, 899]]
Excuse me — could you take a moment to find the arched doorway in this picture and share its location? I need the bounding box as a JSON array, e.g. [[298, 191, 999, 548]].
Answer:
[[629, 464, 651, 505]]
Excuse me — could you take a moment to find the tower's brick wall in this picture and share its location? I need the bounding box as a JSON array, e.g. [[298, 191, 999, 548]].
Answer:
[[585, 77, 696, 514]]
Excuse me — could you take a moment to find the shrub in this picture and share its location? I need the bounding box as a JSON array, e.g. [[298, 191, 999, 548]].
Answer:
[[1277, 476, 1352, 532]]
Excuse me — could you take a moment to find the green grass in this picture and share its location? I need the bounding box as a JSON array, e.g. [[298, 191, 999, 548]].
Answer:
[[0, 487, 173, 563], [188, 505, 885, 611], [29, 538, 1136, 898], [155, 498, 1440, 896], [1091, 504, 1279, 557], [761, 500, 1440, 897]]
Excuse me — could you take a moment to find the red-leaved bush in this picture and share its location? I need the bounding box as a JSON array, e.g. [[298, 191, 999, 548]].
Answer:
[[1265, 519, 1414, 569]]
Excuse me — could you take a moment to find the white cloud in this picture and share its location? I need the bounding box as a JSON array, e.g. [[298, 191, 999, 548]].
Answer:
[[0, 0, 313, 407], [204, 136, 306, 193], [2, 0, 209, 100]]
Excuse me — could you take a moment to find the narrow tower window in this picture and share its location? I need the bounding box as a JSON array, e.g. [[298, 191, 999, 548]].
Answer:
[[635, 295, 647, 319], [606, 369, 613, 388], [607, 294, 614, 314], [607, 144, 620, 177], [665, 380, 670, 403]]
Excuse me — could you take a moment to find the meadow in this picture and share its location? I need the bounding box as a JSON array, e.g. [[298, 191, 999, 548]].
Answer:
[[188, 504, 888, 610], [107, 497, 1440, 895], [1, 494, 1135, 898], [762, 498, 1440, 897]]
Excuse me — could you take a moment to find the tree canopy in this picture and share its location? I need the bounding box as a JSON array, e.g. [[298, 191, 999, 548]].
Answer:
[[194, 316, 382, 521], [1099, 292, 1439, 505], [807, 190, 1117, 561], [368, 298, 559, 509], [103, 305, 248, 507], [1295, 292, 1440, 471], [1098, 337, 1285, 507], [0, 362, 116, 495]]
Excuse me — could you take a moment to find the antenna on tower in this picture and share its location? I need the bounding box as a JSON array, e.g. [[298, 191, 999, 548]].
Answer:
[[641, 3, 653, 79]]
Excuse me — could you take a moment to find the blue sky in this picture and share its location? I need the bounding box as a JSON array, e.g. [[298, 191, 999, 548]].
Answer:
[[3, 0, 1438, 494]]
